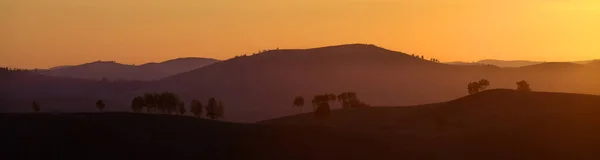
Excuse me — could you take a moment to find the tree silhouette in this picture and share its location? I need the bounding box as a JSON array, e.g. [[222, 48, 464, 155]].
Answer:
[[468, 82, 480, 95], [337, 92, 368, 109], [206, 98, 219, 119], [314, 102, 331, 122], [293, 96, 305, 111], [178, 101, 186, 115], [216, 101, 225, 119], [160, 92, 181, 114], [96, 100, 105, 111], [516, 80, 532, 92], [478, 79, 490, 90], [143, 93, 158, 113], [467, 79, 491, 94], [312, 94, 336, 109], [32, 101, 40, 113], [190, 100, 203, 117], [131, 96, 144, 112]]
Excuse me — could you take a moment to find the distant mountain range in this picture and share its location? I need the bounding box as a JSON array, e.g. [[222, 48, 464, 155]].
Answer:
[[2, 44, 599, 122], [38, 57, 219, 81], [447, 59, 598, 68]]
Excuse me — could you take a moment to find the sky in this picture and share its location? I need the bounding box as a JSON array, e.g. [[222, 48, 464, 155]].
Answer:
[[1, 0, 600, 69]]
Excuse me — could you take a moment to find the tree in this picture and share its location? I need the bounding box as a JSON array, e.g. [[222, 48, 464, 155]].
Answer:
[[156, 92, 181, 114], [478, 79, 490, 90], [178, 101, 186, 115], [32, 101, 40, 113], [131, 96, 144, 112], [216, 101, 224, 119], [337, 92, 368, 109], [143, 93, 158, 113], [467, 79, 491, 95], [311, 94, 336, 109], [190, 100, 203, 117], [516, 80, 532, 92], [293, 96, 305, 111], [468, 82, 481, 95], [96, 100, 105, 111], [314, 102, 331, 122], [206, 98, 219, 119]]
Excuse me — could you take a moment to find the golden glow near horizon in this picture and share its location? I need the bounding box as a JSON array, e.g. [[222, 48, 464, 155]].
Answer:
[[1, 0, 599, 68]]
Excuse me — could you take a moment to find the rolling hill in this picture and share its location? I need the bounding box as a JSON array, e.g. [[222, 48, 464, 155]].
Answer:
[[39, 58, 218, 81], [141, 44, 600, 122], [2, 44, 599, 122], [263, 89, 600, 158], [4, 90, 600, 159]]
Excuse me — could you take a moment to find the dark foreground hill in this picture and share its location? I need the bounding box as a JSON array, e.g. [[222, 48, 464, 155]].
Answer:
[[264, 89, 600, 158], [4, 90, 600, 159], [1, 113, 398, 160]]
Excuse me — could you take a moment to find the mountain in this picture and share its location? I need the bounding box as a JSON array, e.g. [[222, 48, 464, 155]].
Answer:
[[4, 90, 600, 159], [39, 58, 219, 81], [140, 44, 599, 122]]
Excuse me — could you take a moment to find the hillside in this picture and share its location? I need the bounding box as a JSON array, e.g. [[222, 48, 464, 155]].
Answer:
[[39, 58, 218, 81], [0, 113, 398, 160], [4, 90, 600, 159], [142, 44, 599, 122], [3, 44, 599, 122], [263, 90, 600, 158]]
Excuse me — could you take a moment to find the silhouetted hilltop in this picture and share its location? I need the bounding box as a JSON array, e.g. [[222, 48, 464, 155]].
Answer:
[[39, 58, 219, 81]]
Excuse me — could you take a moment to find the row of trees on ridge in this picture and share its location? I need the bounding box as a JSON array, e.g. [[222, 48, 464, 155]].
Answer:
[[30, 92, 225, 120], [467, 79, 532, 94], [293, 92, 370, 121], [131, 92, 224, 119]]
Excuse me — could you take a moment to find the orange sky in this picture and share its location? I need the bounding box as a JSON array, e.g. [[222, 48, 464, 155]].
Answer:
[[1, 0, 599, 69]]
